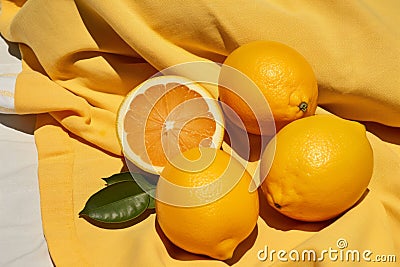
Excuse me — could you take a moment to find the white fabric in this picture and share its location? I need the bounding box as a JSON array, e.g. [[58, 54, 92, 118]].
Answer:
[[0, 36, 52, 266]]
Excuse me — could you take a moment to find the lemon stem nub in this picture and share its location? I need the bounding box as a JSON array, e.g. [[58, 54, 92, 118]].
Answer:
[[274, 203, 282, 209], [299, 102, 308, 112]]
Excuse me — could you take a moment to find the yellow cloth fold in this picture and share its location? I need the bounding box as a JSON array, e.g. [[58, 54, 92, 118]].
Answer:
[[1, 0, 400, 266]]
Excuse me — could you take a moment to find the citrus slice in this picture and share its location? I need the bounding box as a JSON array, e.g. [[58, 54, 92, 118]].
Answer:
[[117, 75, 225, 174]]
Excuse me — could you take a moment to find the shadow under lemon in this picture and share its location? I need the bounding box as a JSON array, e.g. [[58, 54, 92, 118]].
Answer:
[[223, 115, 274, 163]]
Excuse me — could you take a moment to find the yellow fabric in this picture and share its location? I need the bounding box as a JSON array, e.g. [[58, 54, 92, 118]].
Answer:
[[1, 0, 400, 266]]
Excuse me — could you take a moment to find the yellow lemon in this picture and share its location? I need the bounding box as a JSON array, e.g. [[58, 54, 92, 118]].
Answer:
[[219, 40, 318, 133], [155, 147, 259, 260], [260, 114, 373, 222]]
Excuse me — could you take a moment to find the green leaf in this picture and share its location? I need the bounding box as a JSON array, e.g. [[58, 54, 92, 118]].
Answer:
[[147, 188, 156, 209], [103, 172, 157, 209], [79, 181, 150, 223], [103, 172, 156, 191], [102, 172, 135, 185]]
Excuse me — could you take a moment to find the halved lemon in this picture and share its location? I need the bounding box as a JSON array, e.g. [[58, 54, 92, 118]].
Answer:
[[117, 75, 225, 174]]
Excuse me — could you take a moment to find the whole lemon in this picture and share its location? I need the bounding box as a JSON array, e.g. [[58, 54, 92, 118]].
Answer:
[[260, 114, 373, 222], [219, 40, 318, 134], [155, 147, 259, 260]]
